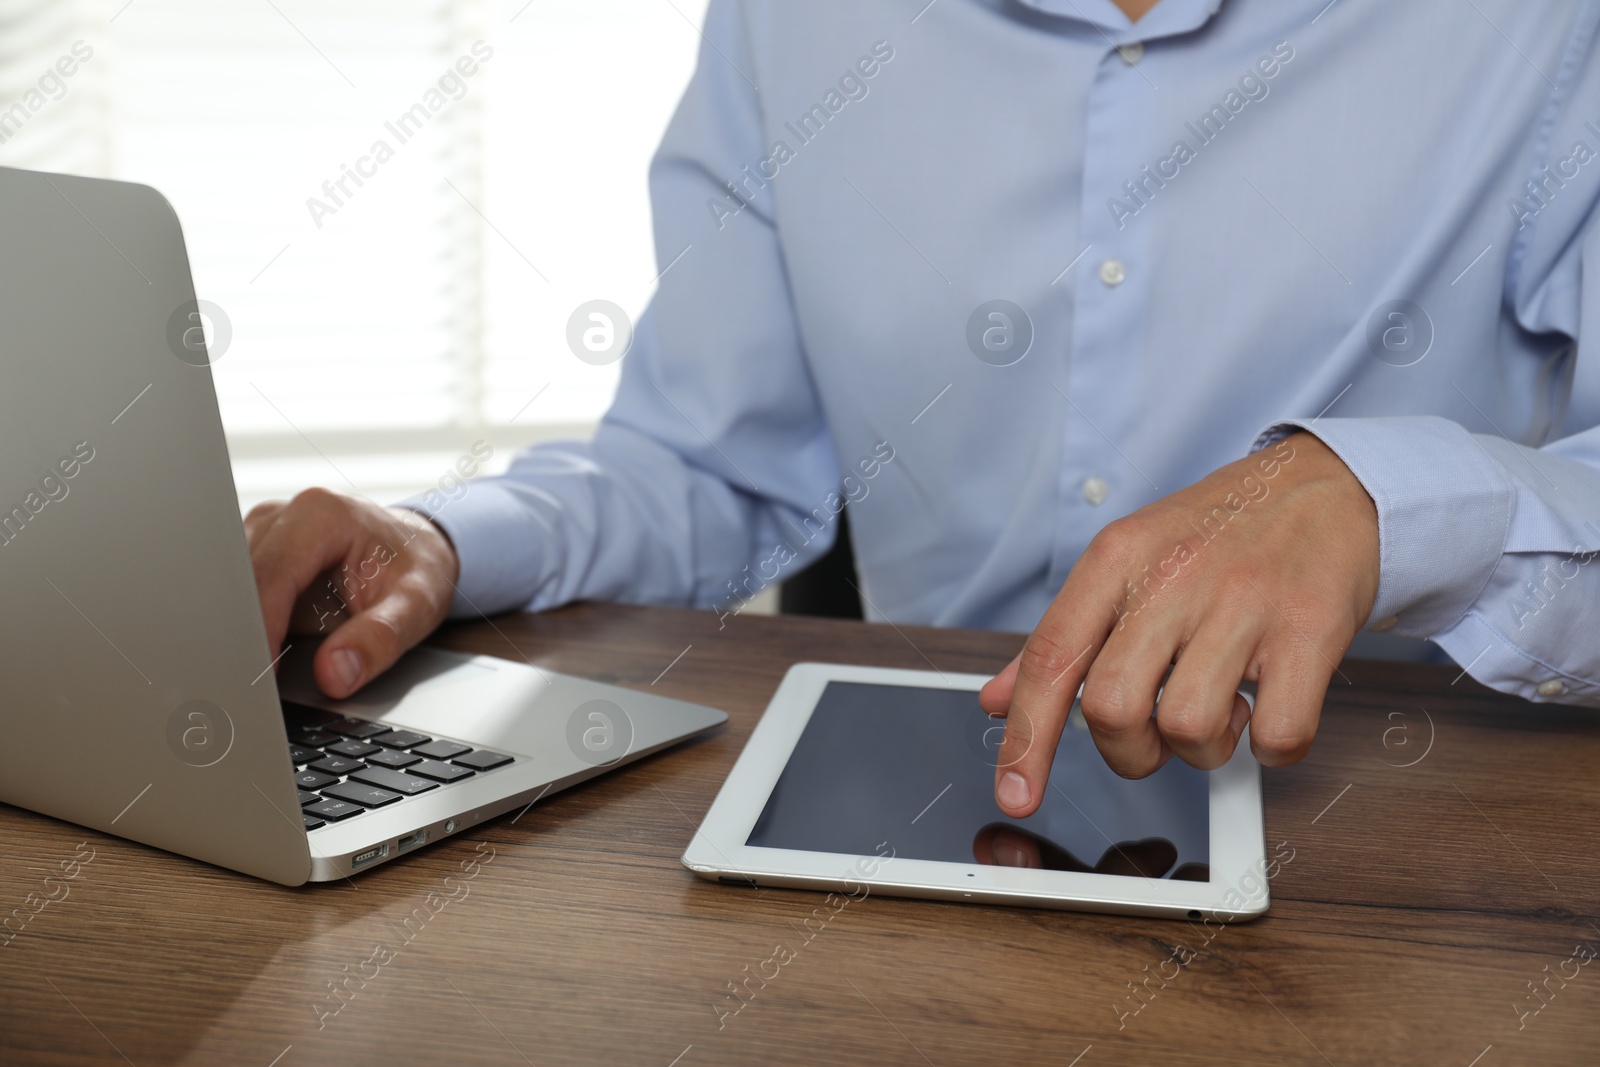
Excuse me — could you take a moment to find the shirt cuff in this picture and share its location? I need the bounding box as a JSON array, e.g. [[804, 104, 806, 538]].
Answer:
[[1432, 609, 1600, 705], [1249, 416, 1514, 636], [395, 481, 551, 620]]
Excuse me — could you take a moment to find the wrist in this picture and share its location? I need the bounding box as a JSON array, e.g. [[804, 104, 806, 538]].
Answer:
[[389, 506, 461, 585], [1253, 416, 1514, 635]]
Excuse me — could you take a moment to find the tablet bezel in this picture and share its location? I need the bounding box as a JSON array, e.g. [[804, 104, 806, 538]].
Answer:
[[683, 662, 1269, 921]]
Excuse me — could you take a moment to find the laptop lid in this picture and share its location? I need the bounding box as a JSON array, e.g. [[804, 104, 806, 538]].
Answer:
[[0, 166, 310, 884]]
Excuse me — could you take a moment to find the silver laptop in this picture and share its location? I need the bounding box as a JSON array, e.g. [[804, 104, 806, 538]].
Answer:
[[0, 165, 726, 884]]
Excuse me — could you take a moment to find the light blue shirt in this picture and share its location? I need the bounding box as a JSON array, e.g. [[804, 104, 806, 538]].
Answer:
[[409, 0, 1600, 707]]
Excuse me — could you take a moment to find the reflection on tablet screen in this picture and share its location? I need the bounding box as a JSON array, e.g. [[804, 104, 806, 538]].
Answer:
[[745, 682, 1209, 880]]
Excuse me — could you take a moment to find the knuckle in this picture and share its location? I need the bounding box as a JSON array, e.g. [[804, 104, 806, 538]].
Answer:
[[998, 708, 1037, 756], [1250, 719, 1313, 763], [289, 485, 345, 516], [1086, 518, 1143, 572], [1156, 704, 1219, 750], [244, 500, 284, 527], [362, 614, 405, 666], [400, 573, 451, 626], [1018, 628, 1081, 685], [1211, 571, 1264, 615], [242, 501, 285, 551], [1080, 670, 1144, 733], [1104, 747, 1165, 780], [1272, 591, 1333, 634]]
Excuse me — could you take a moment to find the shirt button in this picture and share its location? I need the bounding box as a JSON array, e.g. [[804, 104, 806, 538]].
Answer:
[[1117, 42, 1145, 65], [1081, 476, 1109, 506], [1098, 259, 1126, 287], [1536, 679, 1567, 698], [1370, 615, 1398, 632]]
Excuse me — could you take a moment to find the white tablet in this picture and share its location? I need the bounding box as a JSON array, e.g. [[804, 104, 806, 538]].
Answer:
[[683, 663, 1270, 921]]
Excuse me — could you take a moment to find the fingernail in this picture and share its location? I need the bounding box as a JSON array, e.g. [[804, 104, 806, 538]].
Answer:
[[998, 771, 1030, 810], [331, 648, 362, 692], [995, 842, 1028, 867]]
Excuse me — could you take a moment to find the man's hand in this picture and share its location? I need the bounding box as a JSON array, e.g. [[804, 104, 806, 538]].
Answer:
[[244, 489, 460, 699], [979, 433, 1379, 816]]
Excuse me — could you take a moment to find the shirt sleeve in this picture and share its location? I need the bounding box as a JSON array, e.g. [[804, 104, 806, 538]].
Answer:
[[402, 0, 842, 620], [1253, 168, 1600, 706]]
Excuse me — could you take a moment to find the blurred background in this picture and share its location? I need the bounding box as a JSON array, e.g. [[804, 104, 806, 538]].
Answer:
[[0, 0, 709, 513]]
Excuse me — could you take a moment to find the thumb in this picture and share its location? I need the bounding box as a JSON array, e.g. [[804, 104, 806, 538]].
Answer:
[[313, 584, 435, 698], [979, 652, 1022, 716]]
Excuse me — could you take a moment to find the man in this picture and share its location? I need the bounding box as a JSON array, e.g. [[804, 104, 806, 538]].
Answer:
[[246, 0, 1600, 821]]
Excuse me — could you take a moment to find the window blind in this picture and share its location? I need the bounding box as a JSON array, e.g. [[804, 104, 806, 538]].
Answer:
[[0, 0, 708, 512]]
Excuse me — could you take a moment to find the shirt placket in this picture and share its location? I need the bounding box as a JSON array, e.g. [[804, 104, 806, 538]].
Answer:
[[1050, 29, 1160, 591]]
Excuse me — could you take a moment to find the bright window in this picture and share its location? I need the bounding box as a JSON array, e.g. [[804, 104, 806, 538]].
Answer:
[[0, 0, 709, 511]]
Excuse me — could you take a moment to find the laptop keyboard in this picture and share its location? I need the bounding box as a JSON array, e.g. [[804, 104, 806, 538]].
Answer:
[[283, 702, 513, 831]]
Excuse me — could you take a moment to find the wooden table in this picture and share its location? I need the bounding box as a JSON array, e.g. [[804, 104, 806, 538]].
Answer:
[[2, 603, 1596, 1066]]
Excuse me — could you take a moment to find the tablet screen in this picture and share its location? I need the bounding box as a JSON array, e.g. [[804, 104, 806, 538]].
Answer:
[[746, 682, 1210, 880]]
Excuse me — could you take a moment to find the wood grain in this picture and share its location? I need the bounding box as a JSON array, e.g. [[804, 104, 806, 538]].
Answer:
[[2, 602, 1596, 1066]]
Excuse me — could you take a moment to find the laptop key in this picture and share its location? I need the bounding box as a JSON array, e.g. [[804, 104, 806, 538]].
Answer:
[[406, 759, 475, 784], [302, 814, 326, 831], [374, 729, 430, 750], [349, 766, 440, 796], [321, 781, 403, 808], [309, 755, 366, 776], [297, 790, 320, 806], [329, 719, 390, 740], [411, 740, 471, 760], [303, 798, 363, 821], [326, 739, 381, 759], [288, 744, 322, 765], [291, 728, 341, 747], [366, 749, 422, 769], [452, 749, 513, 771], [295, 770, 338, 791]]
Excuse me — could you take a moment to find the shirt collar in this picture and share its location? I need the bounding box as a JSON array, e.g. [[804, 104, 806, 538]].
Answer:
[[1014, 0, 1226, 44]]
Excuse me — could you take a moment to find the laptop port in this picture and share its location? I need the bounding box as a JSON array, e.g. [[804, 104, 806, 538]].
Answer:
[[351, 844, 390, 869], [397, 830, 428, 853]]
